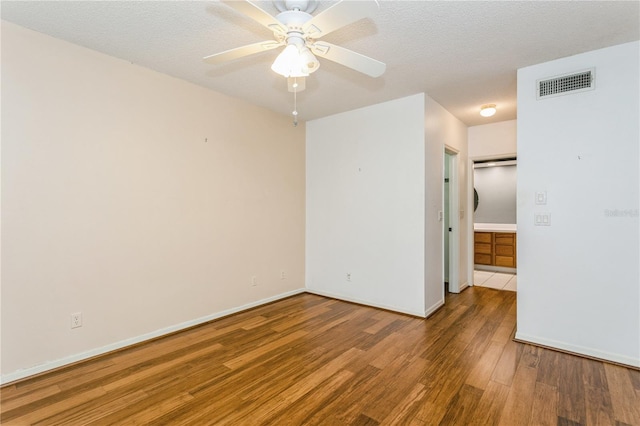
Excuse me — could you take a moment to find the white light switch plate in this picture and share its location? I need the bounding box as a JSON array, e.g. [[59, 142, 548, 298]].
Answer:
[[535, 191, 547, 205], [534, 213, 551, 226]]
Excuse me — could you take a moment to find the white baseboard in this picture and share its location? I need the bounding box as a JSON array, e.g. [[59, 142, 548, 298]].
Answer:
[[515, 331, 640, 369], [474, 265, 517, 274], [448, 281, 469, 294], [1, 288, 306, 385], [305, 289, 426, 318], [425, 299, 445, 318]]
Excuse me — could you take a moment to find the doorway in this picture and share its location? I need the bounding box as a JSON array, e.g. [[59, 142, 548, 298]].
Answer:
[[444, 149, 460, 293], [471, 157, 518, 292]]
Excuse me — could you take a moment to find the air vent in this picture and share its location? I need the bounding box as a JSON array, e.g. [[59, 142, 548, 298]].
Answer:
[[537, 68, 595, 99]]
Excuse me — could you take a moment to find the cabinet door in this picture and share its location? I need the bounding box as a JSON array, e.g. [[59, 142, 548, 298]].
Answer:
[[495, 245, 514, 256], [475, 253, 492, 265], [494, 255, 515, 267], [495, 233, 514, 245], [475, 232, 492, 243]]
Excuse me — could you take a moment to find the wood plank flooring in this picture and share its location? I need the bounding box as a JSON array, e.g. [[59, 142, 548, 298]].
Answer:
[[2, 287, 639, 425]]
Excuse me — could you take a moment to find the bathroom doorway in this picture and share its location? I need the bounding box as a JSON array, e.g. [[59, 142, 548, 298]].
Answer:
[[472, 158, 518, 291]]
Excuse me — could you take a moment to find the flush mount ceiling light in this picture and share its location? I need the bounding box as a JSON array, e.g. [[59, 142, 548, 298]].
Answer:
[[480, 104, 497, 117]]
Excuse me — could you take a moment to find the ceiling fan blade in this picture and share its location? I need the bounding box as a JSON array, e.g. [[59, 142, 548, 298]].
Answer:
[[203, 40, 282, 64], [310, 41, 385, 78], [222, 0, 287, 35], [302, 0, 379, 38]]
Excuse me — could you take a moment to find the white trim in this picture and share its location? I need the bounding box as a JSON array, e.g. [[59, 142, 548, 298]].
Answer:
[[1, 288, 306, 385], [425, 299, 445, 318], [467, 157, 475, 292], [305, 289, 426, 318], [473, 160, 517, 169], [458, 281, 469, 292], [444, 148, 460, 293], [515, 331, 640, 369]]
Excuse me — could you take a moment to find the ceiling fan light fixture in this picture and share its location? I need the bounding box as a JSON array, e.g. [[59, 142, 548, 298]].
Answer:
[[480, 104, 497, 117], [271, 44, 309, 78], [208, 1, 387, 82], [299, 46, 320, 74]]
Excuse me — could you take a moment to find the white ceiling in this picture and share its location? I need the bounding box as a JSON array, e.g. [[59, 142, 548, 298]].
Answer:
[[2, 1, 639, 126]]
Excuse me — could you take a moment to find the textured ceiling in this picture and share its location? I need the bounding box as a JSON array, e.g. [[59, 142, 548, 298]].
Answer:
[[2, 1, 639, 126]]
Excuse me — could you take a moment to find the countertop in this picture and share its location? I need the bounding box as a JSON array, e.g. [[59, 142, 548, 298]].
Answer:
[[474, 223, 517, 233]]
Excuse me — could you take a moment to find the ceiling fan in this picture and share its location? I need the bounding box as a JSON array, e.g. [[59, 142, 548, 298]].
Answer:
[[204, 0, 386, 91]]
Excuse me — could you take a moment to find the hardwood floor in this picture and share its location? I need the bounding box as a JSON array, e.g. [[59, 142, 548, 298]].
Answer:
[[2, 288, 639, 425]]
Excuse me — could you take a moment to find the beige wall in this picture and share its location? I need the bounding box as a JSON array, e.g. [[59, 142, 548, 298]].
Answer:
[[1, 22, 305, 380]]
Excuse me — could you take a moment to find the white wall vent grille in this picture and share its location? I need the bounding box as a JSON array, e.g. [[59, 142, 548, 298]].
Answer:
[[536, 68, 595, 99]]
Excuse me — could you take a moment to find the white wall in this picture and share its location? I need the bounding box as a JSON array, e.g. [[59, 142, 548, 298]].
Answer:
[[468, 120, 517, 160], [306, 93, 468, 317], [424, 96, 469, 303], [474, 164, 517, 224], [516, 41, 639, 367], [306, 94, 426, 316], [1, 22, 306, 382]]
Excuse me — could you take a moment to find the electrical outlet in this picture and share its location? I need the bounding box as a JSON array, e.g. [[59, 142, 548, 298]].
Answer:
[[251, 276, 257, 287], [346, 273, 352, 282], [71, 312, 82, 329], [280, 270, 286, 280]]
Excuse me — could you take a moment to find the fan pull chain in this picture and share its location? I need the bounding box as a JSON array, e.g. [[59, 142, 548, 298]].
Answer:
[[292, 78, 299, 127]]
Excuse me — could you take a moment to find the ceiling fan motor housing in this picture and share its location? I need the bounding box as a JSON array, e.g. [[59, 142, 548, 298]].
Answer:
[[276, 10, 313, 32]]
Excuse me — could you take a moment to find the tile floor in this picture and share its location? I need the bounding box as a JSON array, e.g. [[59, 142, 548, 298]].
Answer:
[[474, 270, 517, 292]]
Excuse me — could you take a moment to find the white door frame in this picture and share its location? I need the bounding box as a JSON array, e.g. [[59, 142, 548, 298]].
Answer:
[[444, 147, 460, 293], [467, 157, 476, 287]]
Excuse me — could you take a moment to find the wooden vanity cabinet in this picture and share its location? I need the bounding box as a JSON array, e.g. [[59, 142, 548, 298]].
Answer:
[[474, 232, 493, 265], [494, 233, 516, 267], [474, 231, 517, 268]]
